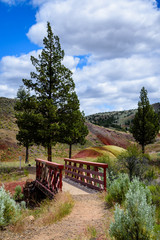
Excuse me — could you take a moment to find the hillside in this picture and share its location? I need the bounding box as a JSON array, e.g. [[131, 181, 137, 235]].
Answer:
[[1, 97, 160, 162], [86, 102, 160, 131], [0, 97, 17, 130], [0, 97, 135, 162]]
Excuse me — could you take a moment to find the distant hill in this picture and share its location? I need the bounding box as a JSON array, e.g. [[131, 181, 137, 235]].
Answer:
[[0, 97, 134, 162], [85, 122, 133, 148], [86, 103, 160, 131], [0, 97, 159, 162]]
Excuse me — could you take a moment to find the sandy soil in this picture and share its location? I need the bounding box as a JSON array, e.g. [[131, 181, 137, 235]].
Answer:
[[0, 178, 112, 240]]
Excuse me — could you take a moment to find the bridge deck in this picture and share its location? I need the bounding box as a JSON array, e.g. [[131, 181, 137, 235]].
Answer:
[[63, 178, 97, 195]]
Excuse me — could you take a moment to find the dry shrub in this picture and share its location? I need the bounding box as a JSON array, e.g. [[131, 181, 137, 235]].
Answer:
[[12, 192, 74, 232], [36, 192, 74, 226]]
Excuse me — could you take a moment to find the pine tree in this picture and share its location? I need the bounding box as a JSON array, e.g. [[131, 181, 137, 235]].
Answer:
[[58, 92, 88, 158], [15, 86, 39, 163], [23, 22, 78, 161], [131, 87, 159, 153]]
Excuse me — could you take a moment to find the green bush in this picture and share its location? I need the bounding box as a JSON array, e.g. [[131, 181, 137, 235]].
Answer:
[[0, 186, 20, 227], [97, 154, 110, 164], [117, 145, 148, 181], [109, 178, 155, 240], [154, 224, 160, 240], [149, 184, 160, 224], [13, 185, 24, 201], [145, 168, 157, 182], [106, 173, 130, 204], [96, 154, 118, 181]]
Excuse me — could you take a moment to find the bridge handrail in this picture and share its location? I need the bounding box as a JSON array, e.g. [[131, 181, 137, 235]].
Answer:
[[64, 158, 108, 191], [35, 158, 64, 169], [35, 158, 64, 198]]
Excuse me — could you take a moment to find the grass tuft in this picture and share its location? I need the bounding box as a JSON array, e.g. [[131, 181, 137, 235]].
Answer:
[[12, 192, 74, 232]]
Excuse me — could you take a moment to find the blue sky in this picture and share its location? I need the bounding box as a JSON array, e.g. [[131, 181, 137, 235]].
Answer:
[[1, 0, 160, 115], [0, 2, 39, 58]]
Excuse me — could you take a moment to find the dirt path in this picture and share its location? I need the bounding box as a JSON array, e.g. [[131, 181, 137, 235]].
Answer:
[[1, 177, 112, 240], [28, 194, 108, 240]]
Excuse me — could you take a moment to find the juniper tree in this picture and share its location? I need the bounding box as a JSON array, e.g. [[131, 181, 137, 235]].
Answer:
[[131, 87, 159, 153], [58, 92, 88, 158], [15, 86, 39, 163], [23, 22, 79, 161]]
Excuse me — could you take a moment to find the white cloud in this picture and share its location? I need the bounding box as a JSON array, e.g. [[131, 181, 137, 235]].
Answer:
[[1, 0, 160, 115], [0, 50, 41, 97], [0, 50, 79, 98], [0, 84, 15, 98], [73, 54, 160, 114], [28, 0, 160, 59], [62, 56, 80, 73]]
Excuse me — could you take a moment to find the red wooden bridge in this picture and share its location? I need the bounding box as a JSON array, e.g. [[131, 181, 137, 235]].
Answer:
[[35, 158, 108, 198]]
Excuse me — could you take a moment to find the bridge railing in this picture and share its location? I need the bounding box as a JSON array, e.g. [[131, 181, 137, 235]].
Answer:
[[64, 158, 108, 191], [35, 158, 64, 199]]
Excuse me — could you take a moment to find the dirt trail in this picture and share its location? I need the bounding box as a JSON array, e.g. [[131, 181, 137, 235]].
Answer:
[[28, 194, 108, 240], [1, 177, 112, 240]]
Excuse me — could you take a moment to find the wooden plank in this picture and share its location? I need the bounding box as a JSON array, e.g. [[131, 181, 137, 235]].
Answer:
[[65, 176, 103, 191], [64, 158, 108, 168], [65, 170, 103, 185], [35, 158, 64, 169], [64, 158, 107, 191], [35, 158, 64, 195], [65, 165, 104, 177], [35, 180, 54, 199]]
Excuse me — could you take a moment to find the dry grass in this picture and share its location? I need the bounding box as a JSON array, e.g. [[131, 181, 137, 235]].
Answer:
[[36, 192, 74, 226], [12, 192, 74, 233], [84, 145, 125, 160], [102, 145, 126, 157]]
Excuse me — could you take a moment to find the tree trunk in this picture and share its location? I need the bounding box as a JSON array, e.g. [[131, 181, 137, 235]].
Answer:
[[48, 144, 52, 161], [25, 145, 29, 163], [69, 144, 72, 159], [142, 144, 145, 154]]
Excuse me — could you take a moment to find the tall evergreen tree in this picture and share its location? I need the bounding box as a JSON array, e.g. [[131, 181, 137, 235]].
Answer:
[[131, 87, 159, 153], [15, 86, 39, 163], [23, 22, 78, 161], [58, 92, 88, 158]]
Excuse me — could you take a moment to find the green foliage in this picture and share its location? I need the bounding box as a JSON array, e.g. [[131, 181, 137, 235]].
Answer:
[[154, 224, 160, 239], [105, 193, 114, 207], [145, 168, 157, 182], [117, 145, 148, 181], [149, 185, 160, 206], [106, 173, 130, 205], [21, 22, 82, 161], [32, 192, 74, 225], [97, 154, 111, 164], [15, 86, 39, 163], [0, 97, 16, 130], [0, 186, 20, 227], [131, 87, 159, 153], [58, 94, 88, 158], [97, 154, 118, 178], [86, 109, 136, 131], [87, 226, 97, 238], [23, 169, 29, 176], [19, 201, 26, 209], [13, 185, 24, 201], [149, 185, 160, 223], [109, 178, 155, 240]]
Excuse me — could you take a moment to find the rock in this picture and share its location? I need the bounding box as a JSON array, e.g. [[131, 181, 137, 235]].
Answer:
[[24, 215, 35, 224]]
